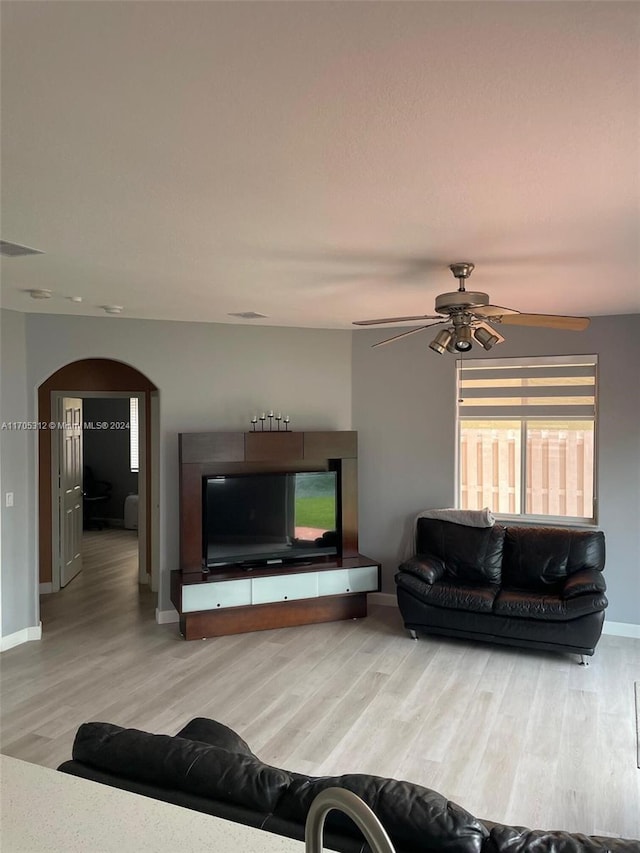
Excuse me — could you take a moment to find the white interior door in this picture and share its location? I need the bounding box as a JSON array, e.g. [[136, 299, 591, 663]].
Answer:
[[59, 397, 83, 587]]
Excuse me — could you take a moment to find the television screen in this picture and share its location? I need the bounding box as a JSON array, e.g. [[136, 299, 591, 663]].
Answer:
[[202, 471, 339, 568]]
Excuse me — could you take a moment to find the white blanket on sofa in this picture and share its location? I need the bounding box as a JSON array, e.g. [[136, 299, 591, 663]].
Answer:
[[399, 507, 496, 563]]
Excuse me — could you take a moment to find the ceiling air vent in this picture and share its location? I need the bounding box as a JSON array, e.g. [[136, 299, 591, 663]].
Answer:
[[227, 312, 268, 319], [0, 240, 44, 257]]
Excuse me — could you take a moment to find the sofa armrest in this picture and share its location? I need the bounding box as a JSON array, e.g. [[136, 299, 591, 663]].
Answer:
[[398, 555, 446, 585], [562, 567, 606, 600]]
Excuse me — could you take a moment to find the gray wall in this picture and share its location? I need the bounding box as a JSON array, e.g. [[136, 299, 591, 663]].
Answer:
[[0, 310, 36, 636], [19, 312, 352, 617], [352, 313, 640, 626], [2, 308, 638, 638], [83, 397, 138, 521]]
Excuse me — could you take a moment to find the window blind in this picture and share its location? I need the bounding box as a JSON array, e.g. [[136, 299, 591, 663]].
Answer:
[[457, 354, 597, 419]]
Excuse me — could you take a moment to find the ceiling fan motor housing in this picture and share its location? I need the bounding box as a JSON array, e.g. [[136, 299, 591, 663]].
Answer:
[[435, 290, 490, 314]]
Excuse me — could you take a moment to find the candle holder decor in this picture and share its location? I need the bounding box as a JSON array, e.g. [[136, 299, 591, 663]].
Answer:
[[250, 411, 291, 431]]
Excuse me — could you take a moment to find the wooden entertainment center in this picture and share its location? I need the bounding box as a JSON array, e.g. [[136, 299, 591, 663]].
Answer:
[[171, 430, 381, 640]]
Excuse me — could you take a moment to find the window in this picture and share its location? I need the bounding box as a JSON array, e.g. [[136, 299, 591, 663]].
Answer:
[[456, 355, 597, 523], [130, 397, 139, 473]]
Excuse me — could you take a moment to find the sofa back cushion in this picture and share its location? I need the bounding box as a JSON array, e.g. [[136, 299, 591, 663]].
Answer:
[[72, 722, 290, 812], [175, 717, 254, 755], [274, 774, 488, 853], [484, 824, 633, 853], [416, 518, 505, 585], [501, 527, 605, 591]]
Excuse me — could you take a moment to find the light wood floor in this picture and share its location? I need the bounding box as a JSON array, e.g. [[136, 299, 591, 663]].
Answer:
[[1, 529, 639, 839]]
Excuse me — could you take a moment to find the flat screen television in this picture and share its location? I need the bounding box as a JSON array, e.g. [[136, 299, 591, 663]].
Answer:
[[202, 470, 339, 569]]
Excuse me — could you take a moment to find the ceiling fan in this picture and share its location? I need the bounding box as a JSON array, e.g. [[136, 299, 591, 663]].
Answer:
[[352, 262, 590, 353]]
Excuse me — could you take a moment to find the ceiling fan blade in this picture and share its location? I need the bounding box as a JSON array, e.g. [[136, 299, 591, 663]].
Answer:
[[473, 304, 520, 318], [353, 314, 442, 326], [372, 322, 445, 348], [495, 313, 591, 331]]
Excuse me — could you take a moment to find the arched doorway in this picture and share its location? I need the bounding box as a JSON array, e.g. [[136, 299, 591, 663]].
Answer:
[[37, 359, 158, 606]]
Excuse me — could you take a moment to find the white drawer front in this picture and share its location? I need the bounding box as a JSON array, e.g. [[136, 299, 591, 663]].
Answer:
[[252, 572, 319, 604], [348, 565, 379, 592], [182, 579, 252, 613], [318, 566, 379, 596]]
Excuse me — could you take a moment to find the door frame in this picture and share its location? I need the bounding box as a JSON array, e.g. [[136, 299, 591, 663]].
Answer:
[[50, 390, 149, 592], [37, 358, 159, 613]]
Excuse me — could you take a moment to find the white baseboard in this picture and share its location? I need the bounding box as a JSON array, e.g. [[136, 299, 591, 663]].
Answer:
[[1, 622, 42, 652], [602, 621, 640, 639], [39, 583, 53, 595], [156, 608, 180, 625], [369, 592, 396, 606]]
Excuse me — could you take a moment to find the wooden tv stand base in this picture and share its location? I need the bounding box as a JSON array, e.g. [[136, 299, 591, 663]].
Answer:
[[178, 592, 368, 640], [170, 555, 380, 640]]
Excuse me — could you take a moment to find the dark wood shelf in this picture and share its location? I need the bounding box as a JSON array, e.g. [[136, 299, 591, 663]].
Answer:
[[179, 553, 378, 584], [174, 430, 379, 639]]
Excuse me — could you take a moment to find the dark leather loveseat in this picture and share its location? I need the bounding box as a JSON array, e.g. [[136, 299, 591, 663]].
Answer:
[[395, 519, 608, 660], [58, 717, 637, 852]]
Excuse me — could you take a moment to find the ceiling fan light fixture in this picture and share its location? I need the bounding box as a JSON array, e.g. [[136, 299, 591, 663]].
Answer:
[[454, 325, 473, 352], [352, 260, 592, 354], [473, 325, 500, 350], [428, 328, 453, 354]]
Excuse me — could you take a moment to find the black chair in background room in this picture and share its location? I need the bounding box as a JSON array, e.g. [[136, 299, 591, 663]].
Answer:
[[82, 466, 112, 530]]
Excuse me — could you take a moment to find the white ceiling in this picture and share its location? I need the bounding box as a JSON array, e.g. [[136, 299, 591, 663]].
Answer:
[[1, 1, 639, 329]]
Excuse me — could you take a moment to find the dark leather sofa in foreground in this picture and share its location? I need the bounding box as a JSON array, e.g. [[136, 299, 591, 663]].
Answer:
[[396, 520, 608, 660], [58, 717, 638, 852]]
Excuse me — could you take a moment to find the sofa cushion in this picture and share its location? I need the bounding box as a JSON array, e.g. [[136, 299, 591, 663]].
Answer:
[[274, 774, 488, 853], [493, 589, 608, 621], [72, 722, 290, 812], [416, 518, 505, 585], [175, 717, 254, 755], [501, 527, 605, 591], [485, 825, 640, 853]]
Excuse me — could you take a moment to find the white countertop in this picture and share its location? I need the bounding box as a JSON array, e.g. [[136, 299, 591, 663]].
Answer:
[[1, 754, 305, 852]]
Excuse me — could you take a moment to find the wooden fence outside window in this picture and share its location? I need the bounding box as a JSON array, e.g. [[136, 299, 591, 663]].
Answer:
[[460, 424, 594, 518]]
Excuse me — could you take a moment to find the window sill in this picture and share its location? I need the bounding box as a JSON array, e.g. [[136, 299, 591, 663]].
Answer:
[[492, 514, 598, 529]]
